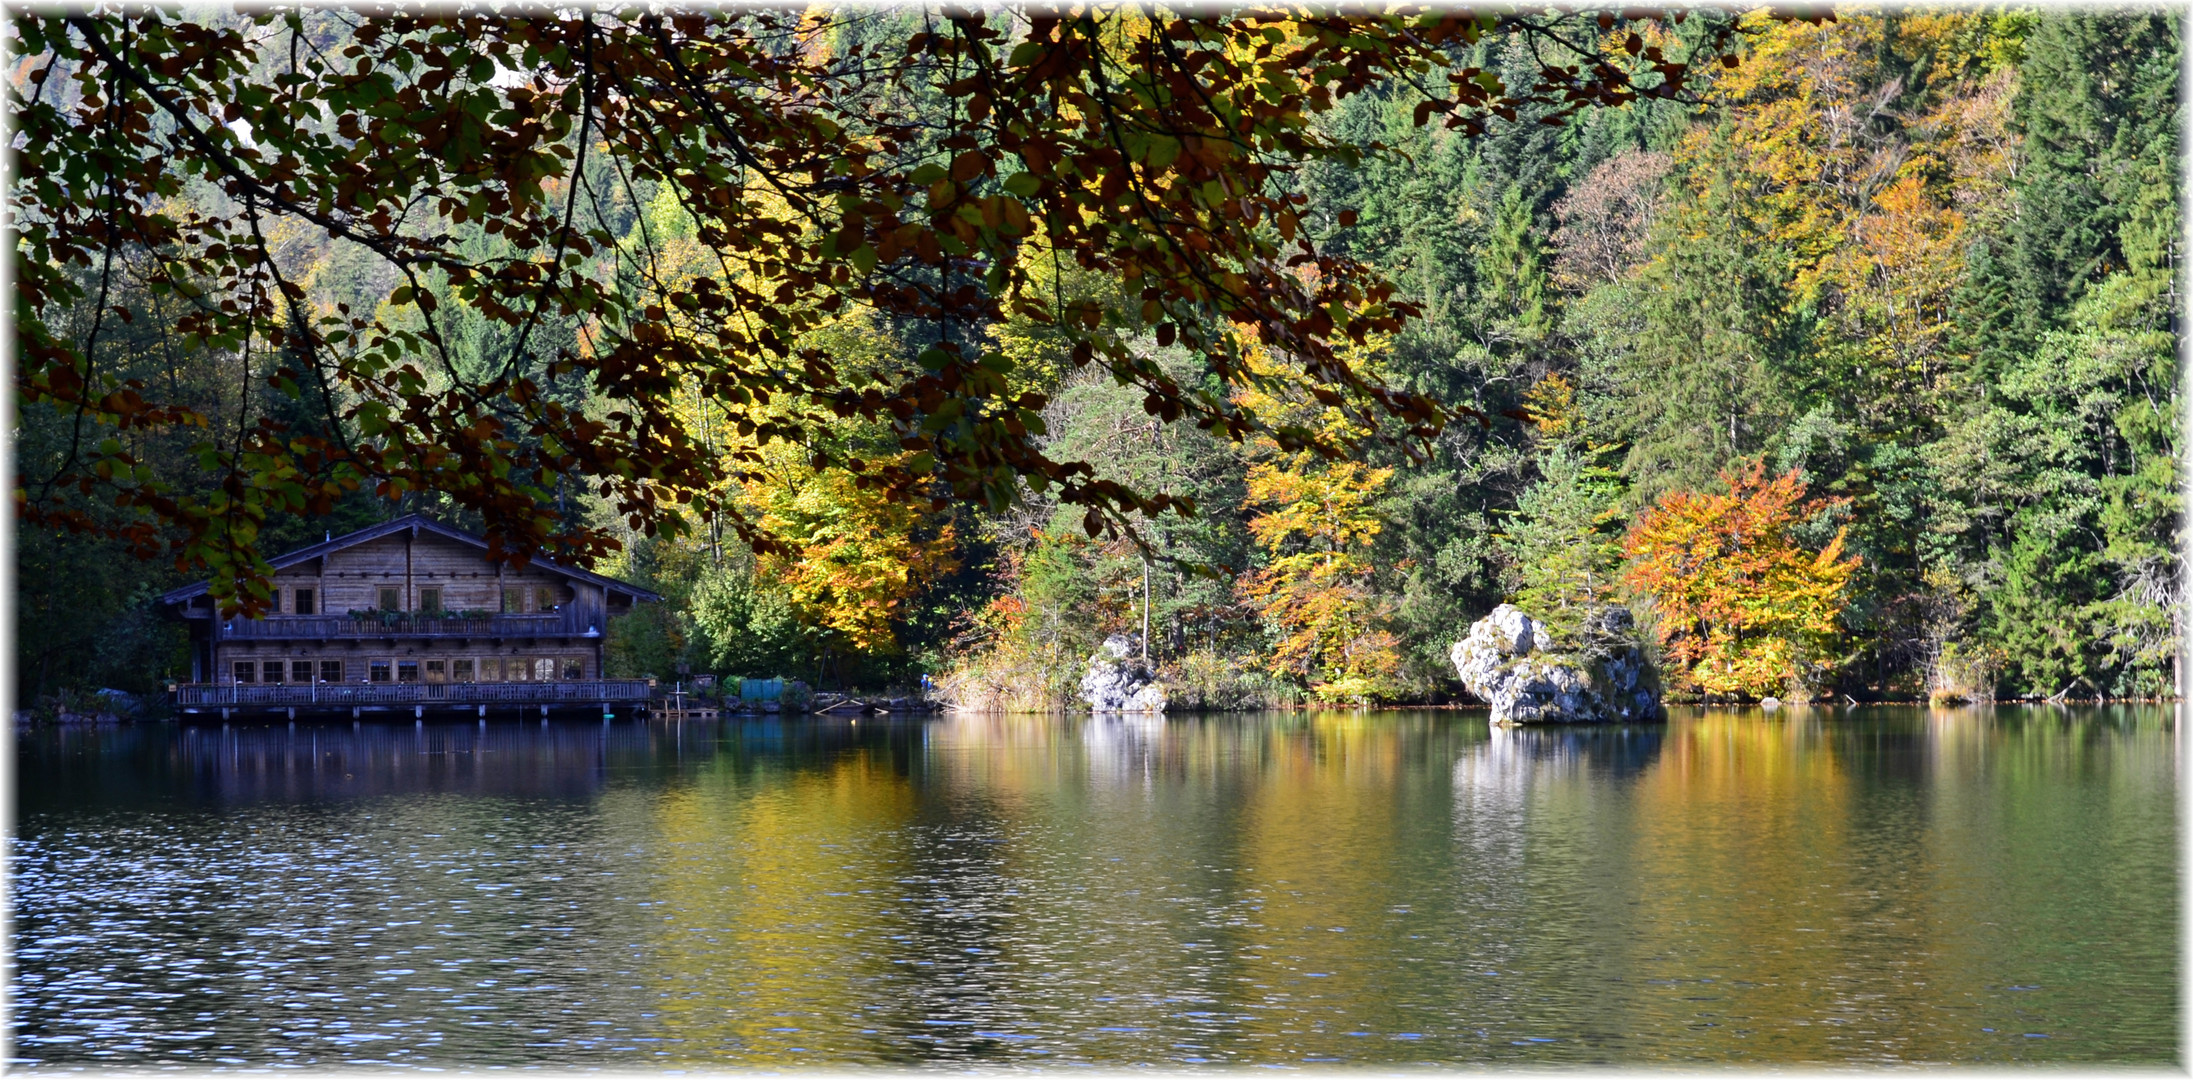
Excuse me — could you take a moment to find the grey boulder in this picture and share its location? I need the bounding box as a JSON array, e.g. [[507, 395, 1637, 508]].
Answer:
[[1081, 635, 1166, 713], [1450, 604, 1662, 725]]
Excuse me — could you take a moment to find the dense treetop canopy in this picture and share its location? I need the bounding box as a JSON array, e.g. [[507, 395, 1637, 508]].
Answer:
[[12, 5, 1762, 614]]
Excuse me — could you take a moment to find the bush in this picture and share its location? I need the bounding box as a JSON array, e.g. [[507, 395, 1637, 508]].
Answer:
[[933, 651, 1081, 713], [1159, 649, 1302, 711], [1928, 641, 2001, 705]]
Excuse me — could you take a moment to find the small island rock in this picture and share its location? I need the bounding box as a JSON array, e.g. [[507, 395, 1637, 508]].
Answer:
[[1081, 635, 1166, 713], [1450, 604, 1663, 725]]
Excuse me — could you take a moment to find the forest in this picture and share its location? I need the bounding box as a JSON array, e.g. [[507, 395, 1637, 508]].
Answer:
[[12, 7, 2183, 710]]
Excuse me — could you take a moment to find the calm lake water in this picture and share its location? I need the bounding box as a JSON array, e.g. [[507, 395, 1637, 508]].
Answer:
[[9, 706, 2178, 1067]]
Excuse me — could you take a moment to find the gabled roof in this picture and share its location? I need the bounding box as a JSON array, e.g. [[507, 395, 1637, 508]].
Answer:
[[158, 514, 664, 606]]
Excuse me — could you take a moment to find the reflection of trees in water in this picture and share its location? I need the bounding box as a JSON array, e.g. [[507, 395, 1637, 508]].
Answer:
[[13, 708, 2179, 1065], [12, 725, 670, 1066], [639, 730, 926, 1064]]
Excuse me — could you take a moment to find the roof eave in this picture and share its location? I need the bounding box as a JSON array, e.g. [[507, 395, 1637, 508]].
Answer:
[[158, 514, 663, 607]]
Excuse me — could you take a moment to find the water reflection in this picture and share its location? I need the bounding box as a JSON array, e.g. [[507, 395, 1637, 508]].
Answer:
[[10, 707, 2176, 1067], [1455, 723, 1665, 843]]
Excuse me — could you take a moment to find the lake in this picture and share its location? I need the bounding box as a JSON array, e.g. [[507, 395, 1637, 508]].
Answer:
[[9, 706, 2177, 1067]]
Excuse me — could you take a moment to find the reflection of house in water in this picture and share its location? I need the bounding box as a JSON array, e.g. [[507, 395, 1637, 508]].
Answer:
[[19, 717, 947, 811], [29, 721, 709, 807], [160, 515, 662, 720]]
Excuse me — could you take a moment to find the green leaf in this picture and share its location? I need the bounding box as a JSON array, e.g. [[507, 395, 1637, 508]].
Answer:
[[1147, 136, 1181, 171]]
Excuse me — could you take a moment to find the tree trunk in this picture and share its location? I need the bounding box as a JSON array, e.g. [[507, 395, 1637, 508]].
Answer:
[[1141, 556, 1151, 663]]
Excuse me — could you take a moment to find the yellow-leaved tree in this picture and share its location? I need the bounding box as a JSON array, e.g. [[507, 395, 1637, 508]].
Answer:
[[1701, 9, 2009, 421], [749, 455, 958, 660], [1234, 338, 1400, 703]]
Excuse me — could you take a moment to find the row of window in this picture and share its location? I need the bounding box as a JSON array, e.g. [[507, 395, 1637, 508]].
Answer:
[[231, 657, 586, 683], [266, 585, 564, 615]]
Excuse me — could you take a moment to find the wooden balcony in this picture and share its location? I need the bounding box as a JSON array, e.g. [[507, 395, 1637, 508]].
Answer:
[[174, 678, 655, 714], [214, 612, 599, 641]]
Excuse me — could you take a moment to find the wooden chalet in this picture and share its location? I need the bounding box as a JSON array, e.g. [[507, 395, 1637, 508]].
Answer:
[[161, 514, 663, 720]]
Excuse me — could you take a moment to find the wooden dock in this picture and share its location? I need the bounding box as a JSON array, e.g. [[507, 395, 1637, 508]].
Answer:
[[172, 679, 654, 720]]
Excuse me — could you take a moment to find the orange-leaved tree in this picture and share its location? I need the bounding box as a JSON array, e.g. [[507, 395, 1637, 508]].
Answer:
[[1623, 460, 1859, 697]]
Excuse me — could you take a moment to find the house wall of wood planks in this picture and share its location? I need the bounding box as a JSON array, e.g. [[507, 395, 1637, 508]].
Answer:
[[194, 531, 639, 687]]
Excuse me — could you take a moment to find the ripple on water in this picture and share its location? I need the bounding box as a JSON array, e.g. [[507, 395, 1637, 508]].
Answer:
[[8, 709, 2179, 1066]]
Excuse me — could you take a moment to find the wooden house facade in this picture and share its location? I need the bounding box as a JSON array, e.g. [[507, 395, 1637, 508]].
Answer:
[[161, 515, 662, 718]]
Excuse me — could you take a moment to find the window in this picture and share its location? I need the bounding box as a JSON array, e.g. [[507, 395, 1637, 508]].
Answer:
[[478, 657, 500, 681], [270, 588, 280, 613], [509, 657, 530, 682], [233, 661, 256, 683], [536, 585, 558, 611], [534, 658, 556, 681], [420, 588, 441, 615], [453, 658, 475, 683], [425, 659, 446, 682], [397, 661, 420, 683], [561, 658, 583, 680], [320, 660, 344, 683], [501, 587, 524, 613], [292, 660, 313, 683], [379, 587, 401, 612], [263, 660, 286, 684], [294, 587, 316, 615], [369, 660, 392, 683]]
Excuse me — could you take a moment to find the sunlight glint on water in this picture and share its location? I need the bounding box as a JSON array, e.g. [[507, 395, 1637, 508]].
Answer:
[[9, 706, 2176, 1066]]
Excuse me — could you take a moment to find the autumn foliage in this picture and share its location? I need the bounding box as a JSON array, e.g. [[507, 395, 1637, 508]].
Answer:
[[1623, 461, 1859, 698], [1233, 339, 1402, 702], [1239, 455, 1400, 702], [749, 460, 957, 657], [11, 8, 1748, 614]]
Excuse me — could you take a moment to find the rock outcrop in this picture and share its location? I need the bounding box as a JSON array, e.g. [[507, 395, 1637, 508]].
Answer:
[[1081, 635, 1166, 713], [1450, 604, 1662, 725]]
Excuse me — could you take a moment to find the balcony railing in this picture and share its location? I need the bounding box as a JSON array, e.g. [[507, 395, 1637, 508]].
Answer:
[[215, 612, 598, 640], [175, 679, 653, 708]]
